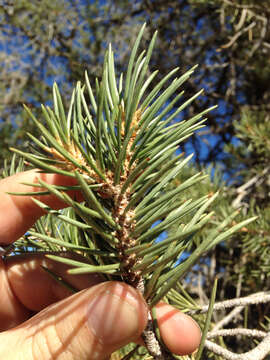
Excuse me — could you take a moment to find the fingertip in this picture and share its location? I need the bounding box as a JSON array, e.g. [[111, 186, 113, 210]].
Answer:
[[86, 281, 148, 346], [0, 170, 80, 244], [155, 303, 201, 356], [0, 282, 149, 360]]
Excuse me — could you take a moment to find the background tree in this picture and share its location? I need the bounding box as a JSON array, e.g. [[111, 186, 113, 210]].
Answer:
[[1, 0, 270, 358], [1, 0, 269, 166]]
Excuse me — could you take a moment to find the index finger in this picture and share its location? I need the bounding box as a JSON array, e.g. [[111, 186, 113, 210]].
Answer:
[[0, 169, 80, 245]]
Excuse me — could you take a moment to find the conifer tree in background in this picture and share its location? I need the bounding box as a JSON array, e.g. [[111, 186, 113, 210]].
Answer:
[[3, 25, 263, 360]]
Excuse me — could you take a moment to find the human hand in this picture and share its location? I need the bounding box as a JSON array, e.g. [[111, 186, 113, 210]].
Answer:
[[0, 170, 201, 359]]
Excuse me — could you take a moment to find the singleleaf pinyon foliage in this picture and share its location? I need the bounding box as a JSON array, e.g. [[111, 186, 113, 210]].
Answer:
[[7, 25, 255, 359]]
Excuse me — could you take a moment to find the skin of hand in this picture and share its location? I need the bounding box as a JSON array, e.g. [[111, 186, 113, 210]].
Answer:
[[0, 170, 201, 360]]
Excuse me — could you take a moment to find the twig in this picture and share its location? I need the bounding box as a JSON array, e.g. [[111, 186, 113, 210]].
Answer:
[[235, 8, 248, 31], [219, 21, 256, 50], [246, 16, 268, 61], [222, 0, 269, 15], [141, 311, 163, 360], [207, 328, 267, 339], [232, 167, 270, 208], [263, 41, 270, 49], [212, 306, 244, 331], [141, 309, 175, 360], [205, 332, 270, 360], [189, 291, 270, 314]]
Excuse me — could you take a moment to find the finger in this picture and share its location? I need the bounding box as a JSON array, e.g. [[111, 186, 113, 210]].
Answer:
[[0, 258, 31, 331], [1, 253, 103, 330], [0, 170, 81, 244], [4, 252, 201, 356], [4, 255, 201, 357], [0, 282, 148, 360], [155, 302, 201, 355]]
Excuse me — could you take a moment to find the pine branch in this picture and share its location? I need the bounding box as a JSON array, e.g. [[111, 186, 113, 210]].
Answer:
[[7, 24, 257, 359]]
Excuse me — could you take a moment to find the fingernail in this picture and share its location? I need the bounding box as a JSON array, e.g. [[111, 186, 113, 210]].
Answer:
[[87, 289, 140, 345]]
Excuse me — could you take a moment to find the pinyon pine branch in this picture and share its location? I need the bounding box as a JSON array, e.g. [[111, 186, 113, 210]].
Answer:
[[7, 24, 256, 359]]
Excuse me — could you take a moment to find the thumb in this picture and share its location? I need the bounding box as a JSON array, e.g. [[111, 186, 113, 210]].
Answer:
[[0, 282, 148, 360]]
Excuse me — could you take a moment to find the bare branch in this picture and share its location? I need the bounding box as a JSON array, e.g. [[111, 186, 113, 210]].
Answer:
[[205, 332, 270, 360], [207, 328, 267, 339], [232, 167, 270, 209], [235, 8, 248, 31], [219, 21, 256, 50], [212, 306, 244, 331], [189, 291, 270, 314]]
